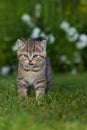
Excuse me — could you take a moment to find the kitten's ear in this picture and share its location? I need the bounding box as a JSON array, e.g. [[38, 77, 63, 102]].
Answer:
[[17, 39, 25, 49], [40, 40, 47, 51]]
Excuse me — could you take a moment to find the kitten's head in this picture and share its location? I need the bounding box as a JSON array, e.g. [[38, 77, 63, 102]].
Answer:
[[17, 37, 47, 70]]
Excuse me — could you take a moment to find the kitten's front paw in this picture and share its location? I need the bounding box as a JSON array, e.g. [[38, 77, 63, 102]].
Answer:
[[36, 94, 45, 105], [18, 95, 28, 102]]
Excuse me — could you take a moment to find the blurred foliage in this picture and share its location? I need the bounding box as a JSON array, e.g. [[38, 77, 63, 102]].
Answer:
[[0, 0, 87, 73]]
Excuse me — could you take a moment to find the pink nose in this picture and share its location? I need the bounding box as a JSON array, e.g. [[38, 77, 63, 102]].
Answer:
[[29, 60, 32, 63], [29, 60, 34, 65]]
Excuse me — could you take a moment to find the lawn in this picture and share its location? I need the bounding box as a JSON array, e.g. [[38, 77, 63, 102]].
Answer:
[[0, 73, 87, 130]]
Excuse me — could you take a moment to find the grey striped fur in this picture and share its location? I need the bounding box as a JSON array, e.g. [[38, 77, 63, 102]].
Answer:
[[17, 37, 53, 98]]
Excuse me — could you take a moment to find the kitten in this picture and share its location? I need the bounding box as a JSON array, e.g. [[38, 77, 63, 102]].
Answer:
[[17, 37, 53, 99]]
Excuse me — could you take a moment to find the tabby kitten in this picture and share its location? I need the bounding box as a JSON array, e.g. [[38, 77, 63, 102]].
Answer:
[[17, 37, 53, 99]]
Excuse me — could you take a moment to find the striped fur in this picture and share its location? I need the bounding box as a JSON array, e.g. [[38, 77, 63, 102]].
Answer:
[[17, 37, 53, 98]]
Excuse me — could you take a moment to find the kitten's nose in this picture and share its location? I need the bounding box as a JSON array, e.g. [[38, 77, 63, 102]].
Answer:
[[29, 60, 32, 63], [28, 60, 34, 65]]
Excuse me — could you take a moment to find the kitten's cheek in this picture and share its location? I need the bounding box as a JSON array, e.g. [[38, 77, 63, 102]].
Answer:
[[23, 60, 29, 65]]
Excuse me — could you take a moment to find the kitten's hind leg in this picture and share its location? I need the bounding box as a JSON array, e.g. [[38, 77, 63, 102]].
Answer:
[[45, 82, 51, 94]]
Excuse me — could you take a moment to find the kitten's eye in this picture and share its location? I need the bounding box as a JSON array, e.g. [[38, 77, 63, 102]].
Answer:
[[33, 54, 38, 58], [24, 54, 28, 57]]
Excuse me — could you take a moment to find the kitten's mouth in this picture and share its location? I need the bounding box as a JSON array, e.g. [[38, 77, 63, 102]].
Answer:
[[28, 62, 34, 66]]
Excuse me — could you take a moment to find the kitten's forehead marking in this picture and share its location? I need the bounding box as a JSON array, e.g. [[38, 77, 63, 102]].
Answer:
[[23, 38, 42, 55], [26, 41, 36, 55]]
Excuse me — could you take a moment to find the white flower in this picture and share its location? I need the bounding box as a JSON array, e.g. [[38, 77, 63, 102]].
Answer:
[[74, 58, 81, 64], [79, 34, 87, 43], [40, 32, 47, 39], [76, 41, 87, 49], [1, 66, 11, 76], [68, 33, 79, 42], [60, 55, 67, 62], [35, 3, 41, 18], [31, 27, 41, 38], [73, 52, 81, 64], [21, 13, 34, 27], [60, 55, 71, 64], [60, 21, 70, 32], [12, 42, 18, 51], [76, 34, 87, 49], [71, 68, 77, 75], [60, 21, 79, 42], [67, 27, 79, 42], [48, 34, 55, 44], [67, 27, 77, 36], [22, 14, 31, 22]]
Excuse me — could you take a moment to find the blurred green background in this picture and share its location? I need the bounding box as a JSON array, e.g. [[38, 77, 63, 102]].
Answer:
[[0, 0, 87, 75]]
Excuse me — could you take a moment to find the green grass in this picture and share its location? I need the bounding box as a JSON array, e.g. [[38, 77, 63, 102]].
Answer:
[[0, 73, 87, 130]]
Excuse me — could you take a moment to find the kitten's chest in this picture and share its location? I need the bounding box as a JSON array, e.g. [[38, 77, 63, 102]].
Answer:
[[25, 72, 37, 85]]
